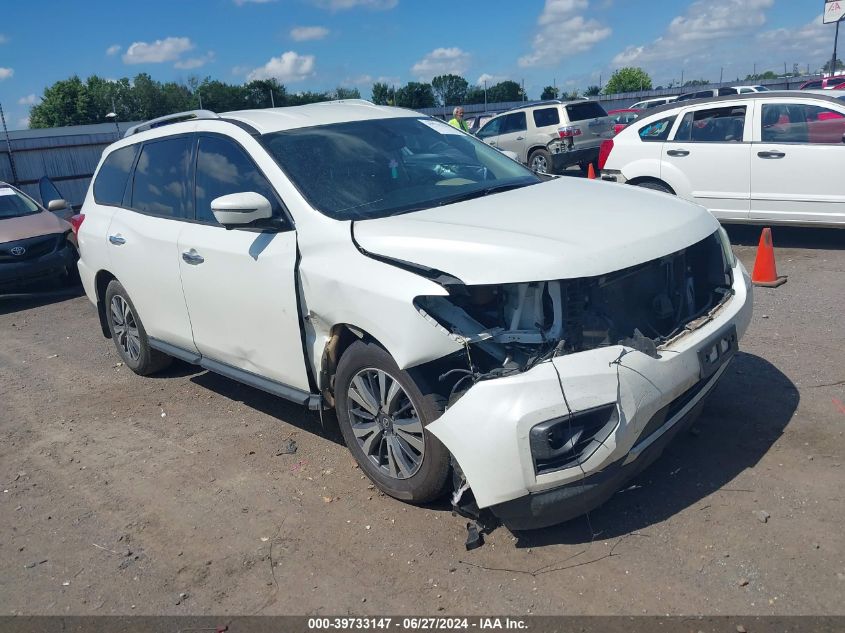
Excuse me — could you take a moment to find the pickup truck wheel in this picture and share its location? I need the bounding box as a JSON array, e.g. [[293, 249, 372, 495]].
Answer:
[[335, 340, 450, 504], [528, 148, 552, 174], [635, 180, 674, 195], [104, 280, 172, 376]]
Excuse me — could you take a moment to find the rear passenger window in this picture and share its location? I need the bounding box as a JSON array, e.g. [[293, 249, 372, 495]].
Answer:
[[638, 116, 676, 142], [674, 106, 746, 143], [501, 112, 527, 134], [195, 136, 283, 224], [533, 108, 560, 128], [93, 145, 138, 206], [565, 102, 607, 121], [131, 137, 193, 219]]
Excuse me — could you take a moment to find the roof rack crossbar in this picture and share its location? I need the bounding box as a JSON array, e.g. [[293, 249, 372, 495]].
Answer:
[[123, 110, 220, 138]]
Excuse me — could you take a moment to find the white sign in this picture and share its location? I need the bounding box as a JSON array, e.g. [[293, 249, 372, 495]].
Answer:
[[824, 0, 845, 24]]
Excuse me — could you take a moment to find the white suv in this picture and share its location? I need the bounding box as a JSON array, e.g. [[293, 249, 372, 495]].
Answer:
[[75, 101, 752, 530]]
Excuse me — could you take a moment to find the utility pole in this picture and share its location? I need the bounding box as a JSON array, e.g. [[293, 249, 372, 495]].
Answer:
[[719, 67, 724, 85], [0, 102, 18, 186], [484, 80, 487, 111], [681, 69, 684, 86], [270, 88, 275, 108], [831, 20, 841, 77]]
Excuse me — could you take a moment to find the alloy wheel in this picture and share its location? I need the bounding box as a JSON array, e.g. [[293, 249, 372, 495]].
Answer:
[[110, 295, 141, 362], [531, 155, 548, 173], [346, 368, 425, 480]]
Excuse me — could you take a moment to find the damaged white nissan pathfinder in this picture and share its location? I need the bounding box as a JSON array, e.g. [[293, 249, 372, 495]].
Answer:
[[75, 101, 752, 530]]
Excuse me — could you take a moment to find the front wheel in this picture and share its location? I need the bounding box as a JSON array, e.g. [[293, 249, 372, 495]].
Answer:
[[335, 341, 450, 503], [104, 280, 172, 376]]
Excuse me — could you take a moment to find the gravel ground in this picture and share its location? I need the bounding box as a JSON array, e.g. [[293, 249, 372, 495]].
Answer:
[[0, 224, 843, 616]]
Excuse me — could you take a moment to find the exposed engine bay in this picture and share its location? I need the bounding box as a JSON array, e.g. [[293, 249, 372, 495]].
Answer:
[[414, 231, 734, 389]]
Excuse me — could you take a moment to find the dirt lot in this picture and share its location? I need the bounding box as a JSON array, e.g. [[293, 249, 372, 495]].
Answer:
[[1, 225, 843, 616]]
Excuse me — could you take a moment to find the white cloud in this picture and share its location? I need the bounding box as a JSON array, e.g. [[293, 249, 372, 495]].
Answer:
[[411, 47, 470, 80], [18, 94, 37, 105], [247, 51, 316, 82], [18, 116, 29, 129], [0, 67, 13, 80], [122, 37, 195, 64], [519, 0, 611, 68], [0, 34, 7, 44], [476, 73, 506, 86], [612, 0, 774, 66], [175, 51, 215, 69], [106, 44, 122, 56], [311, 0, 397, 10], [756, 16, 829, 63], [290, 26, 330, 41]]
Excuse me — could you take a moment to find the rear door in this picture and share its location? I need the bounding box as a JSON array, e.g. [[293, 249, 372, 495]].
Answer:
[[496, 112, 529, 161], [177, 133, 310, 391], [661, 102, 752, 221], [750, 98, 845, 225], [105, 134, 199, 352]]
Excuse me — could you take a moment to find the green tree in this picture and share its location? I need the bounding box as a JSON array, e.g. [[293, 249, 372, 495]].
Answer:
[[29, 76, 89, 128], [823, 58, 845, 73], [431, 74, 469, 107], [394, 82, 435, 108], [244, 79, 286, 108], [464, 86, 486, 105], [371, 82, 393, 105], [603, 67, 653, 94], [584, 85, 601, 97], [745, 70, 779, 81], [540, 85, 559, 100], [333, 86, 361, 100], [487, 80, 523, 103], [683, 79, 710, 87]]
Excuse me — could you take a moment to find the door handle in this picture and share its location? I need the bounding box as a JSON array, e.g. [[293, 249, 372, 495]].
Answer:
[[667, 149, 690, 157], [757, 150, 786, 159], [516, 136, 525, 140], [488, 141, 497, 146], [108, 234, 126, 245], [181, 249, 204, 265]]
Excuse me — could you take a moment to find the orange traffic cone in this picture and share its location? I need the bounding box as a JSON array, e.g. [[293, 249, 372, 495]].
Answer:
[[587, 163, 597, 180], [751, 228, 787, 288]]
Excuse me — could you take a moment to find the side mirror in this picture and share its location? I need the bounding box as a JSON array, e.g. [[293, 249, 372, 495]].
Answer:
[[47, 199, 69, 212], [211, 192, 273, 227]]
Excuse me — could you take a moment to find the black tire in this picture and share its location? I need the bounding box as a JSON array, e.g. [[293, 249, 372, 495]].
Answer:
[[635, 180, 674, 195], [335, 340, 451, 503], [104, 280, 172, 376], [528, 148, 553, 174]]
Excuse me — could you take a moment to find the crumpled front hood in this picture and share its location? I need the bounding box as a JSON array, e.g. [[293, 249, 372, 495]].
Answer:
[[0, 210, 68, 244], [353, 177, 720, 285]]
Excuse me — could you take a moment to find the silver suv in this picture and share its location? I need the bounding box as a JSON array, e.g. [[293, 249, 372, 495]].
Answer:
[[476, 100, 614, 174]]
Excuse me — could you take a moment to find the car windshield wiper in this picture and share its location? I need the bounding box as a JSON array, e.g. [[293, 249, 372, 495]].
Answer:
[[434, 181, 537, 207]]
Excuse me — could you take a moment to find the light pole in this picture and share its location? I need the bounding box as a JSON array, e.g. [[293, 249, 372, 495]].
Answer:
[[106, 98, 120, 139]]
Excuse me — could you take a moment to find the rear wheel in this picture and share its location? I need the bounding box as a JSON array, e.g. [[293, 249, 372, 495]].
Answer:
[[104, 280, 171, 376], [335, 340, 450, 503], [635, 180, 674, 195], [528, 148, 552, 174]]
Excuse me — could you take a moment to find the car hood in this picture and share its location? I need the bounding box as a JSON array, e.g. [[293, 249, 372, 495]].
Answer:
[[0, 210, 68, 244], [353, 177, 720, 285]]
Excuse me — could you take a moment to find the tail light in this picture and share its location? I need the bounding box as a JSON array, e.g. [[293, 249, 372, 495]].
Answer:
[[70, 214, 85, 236], [598, 139, 614, 171], [557, 126, 582, 139]]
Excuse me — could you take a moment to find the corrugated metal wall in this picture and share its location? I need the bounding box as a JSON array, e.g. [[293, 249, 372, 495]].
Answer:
[[0, 122, 138, 209]]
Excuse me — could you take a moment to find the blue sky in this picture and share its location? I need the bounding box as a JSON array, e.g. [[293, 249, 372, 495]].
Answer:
[[0, 0, 833, 130]]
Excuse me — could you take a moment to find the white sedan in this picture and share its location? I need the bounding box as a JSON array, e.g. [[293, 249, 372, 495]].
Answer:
[[600, 91, 845, 227]]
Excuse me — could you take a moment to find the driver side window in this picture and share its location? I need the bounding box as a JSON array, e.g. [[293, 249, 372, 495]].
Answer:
[[477, 117, 503, 139], [195, 136, 285, 224]]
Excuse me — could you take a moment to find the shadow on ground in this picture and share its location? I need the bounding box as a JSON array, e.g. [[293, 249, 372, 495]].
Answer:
[[725, 225, 844, 250], [0, 284, 83, 316], [189, 369, 344, 445], [513, 352, 797, 547]]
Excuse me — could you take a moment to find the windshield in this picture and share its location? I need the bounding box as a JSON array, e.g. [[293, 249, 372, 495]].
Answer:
[[262, 117, 540, 220], [0, 186, 41, 220]]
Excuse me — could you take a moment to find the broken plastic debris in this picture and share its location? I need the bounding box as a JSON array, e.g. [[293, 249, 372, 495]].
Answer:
[[276, 439, 297, 455]]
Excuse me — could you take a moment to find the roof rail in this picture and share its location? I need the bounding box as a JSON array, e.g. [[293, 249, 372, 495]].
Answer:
[[123, 110, 220, 138]]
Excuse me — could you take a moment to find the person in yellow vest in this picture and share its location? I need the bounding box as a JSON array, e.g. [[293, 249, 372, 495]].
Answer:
[[448, 106, 469, 132]]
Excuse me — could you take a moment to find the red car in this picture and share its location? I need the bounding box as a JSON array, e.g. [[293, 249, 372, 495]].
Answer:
[[608, 108, 641, 135], [800, 75, 845, 90]]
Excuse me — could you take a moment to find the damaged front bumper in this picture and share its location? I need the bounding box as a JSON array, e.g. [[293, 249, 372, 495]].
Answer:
[[427, 260, 752, 530]]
